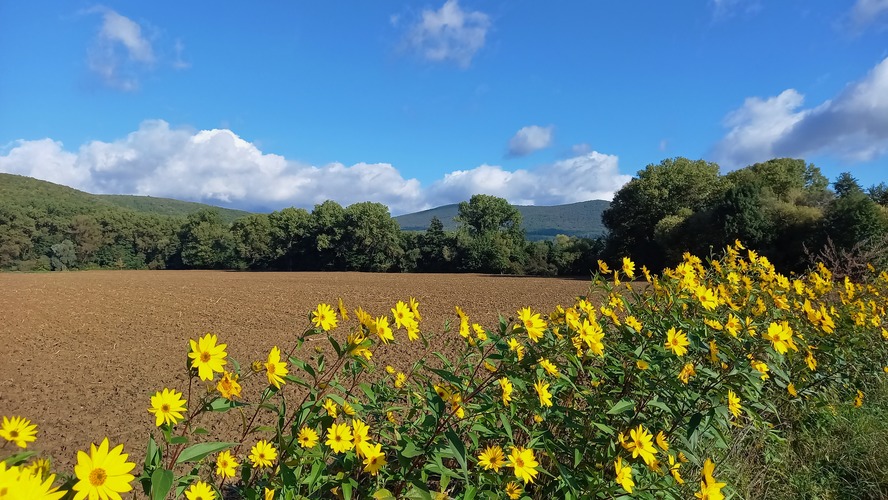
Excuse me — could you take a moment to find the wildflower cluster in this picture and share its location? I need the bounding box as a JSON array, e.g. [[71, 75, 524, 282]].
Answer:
[[3, 242, 888, 498]]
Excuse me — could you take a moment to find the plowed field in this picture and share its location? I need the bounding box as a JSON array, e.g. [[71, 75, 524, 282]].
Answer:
[[0, 270, 591, 469]]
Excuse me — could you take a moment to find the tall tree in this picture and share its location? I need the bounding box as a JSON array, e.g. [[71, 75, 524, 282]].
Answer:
[[268, 207, 311, 270], [455, 194, 525, 273], [179, 209, 235, 269], [340, 202, 403, 272]]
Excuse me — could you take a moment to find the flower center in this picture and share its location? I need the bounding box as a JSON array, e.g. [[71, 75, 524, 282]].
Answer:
[[515, 457, 524, 468], [89, 467, 107, 486], [200, 351, 211, 363], [8, 430, 18, 438], [161, 404, 171, 413]]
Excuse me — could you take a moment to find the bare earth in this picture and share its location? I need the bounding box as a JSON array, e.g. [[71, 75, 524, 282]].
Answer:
[[0, 270, 591, 469]]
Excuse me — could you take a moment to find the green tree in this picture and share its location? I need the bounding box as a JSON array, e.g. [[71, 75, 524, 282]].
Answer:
[[50, 239, 77, 271], [340, 202, 403, 272], [454, 195, 525, 273], [68, 215, 103, 265], [309, 201, 347, 270], [268, 207, 311, 270], [179, 209, 234, 269], [602, 157, 724, 270], [417, 216, 455, 272], [231, 214, 273, 269], [823, 173, 888, 251]]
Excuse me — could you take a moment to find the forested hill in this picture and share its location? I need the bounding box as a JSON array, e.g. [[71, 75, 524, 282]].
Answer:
[[0, 174, 250, 223], [395, 200, 610, 240]]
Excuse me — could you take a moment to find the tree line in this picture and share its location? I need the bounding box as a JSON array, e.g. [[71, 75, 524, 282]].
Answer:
[[2, 157, 885, 276], [601, 157, 888, 276], [0, 193, 601, 275]]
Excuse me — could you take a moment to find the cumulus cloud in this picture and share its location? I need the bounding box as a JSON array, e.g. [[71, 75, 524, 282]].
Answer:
[[0, 121, 629, 214], [849, 0, 888, 30], [713, 56, 888, 168], [87, 8, 155, 90], [428, 152, 630, 206], [507, 125, 554, 157], [404, 0, 490, 68]]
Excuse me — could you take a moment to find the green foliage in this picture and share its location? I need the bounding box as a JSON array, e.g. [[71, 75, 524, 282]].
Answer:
[[179, 209, 235, 269], [99, 194, 251, 223]]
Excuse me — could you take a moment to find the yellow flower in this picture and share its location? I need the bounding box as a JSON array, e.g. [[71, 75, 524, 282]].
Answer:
[[249, 440, 277, 468], [521, 311, 546, 343], [337, 297, 349, 321], [664, 327, 690, 357], [184, 480, 215, 500], [409, 297, 422, 321], [323, 398, 338, 418], [188, 333, 227, 381], [0, 416, 37, 448], [614, 456, 634, 493], [805, 351, 817, 371], [787, 383, 798, 397], [624, 315, 643, 332], [751, 359, 770, 380], [727, 390, 742, 419], [538, 358, 559, 377], [507, 447, 539, 484], [312, 303, 338, 331], [724, 314, 741, 337], [217, 371, 242, 400], [406, 322, 421, 341], [598, 259, 611, 274], [764, 322, 797, 355], [215, 450, 238, 479], [362, 442, 387, 475], [622, 257, 636, 279], [695, 458, 727, 500], [477, 445, 505, 472], [504, 481, 523, 499], [297, 427, 319, 449], [668, 454, 684, 484], [352, 419, 371, 458], [678, 363, 697, 384], [23, 457, 51, 480], [695, 286, 718, 311], [6, 463, 67, 500], [264, 346, 288, 389], [265, 487, 275, 500], [507, 338, 525, 361], [326, 423, 354, 454], [636, 359, 650, 370], [374, 316, 394, 344], [628, 424, 657, 466], [855, 390, 864, 408], [72, 438, 136, 500], [500, 377, 514, 406], [391, 301, 415, 330], [578, 319, 605, 356], [355, 307, 373, 328], [656, 431, 669, 452], [148, 388, 187, 427], [534, 379, 553, 407], [472, 323, 487, 341], [395, 372, 408, 389]]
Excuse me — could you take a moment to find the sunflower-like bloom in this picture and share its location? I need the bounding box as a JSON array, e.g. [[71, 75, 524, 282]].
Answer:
[[538, 358, 559, 377], [0, 416, 37, 448], [664, 327, 689, 357], [312, 303, 338, 331], [323, 398, 338, 418], [477, 445, 505, 472], [391, 301, 415, 330], [500, 377, 513, 406], [215, 450, 238, 479], [507, 447, 539, 484], [504, 481, 523, 499], [727, 390, 742, 418], [694, 458, 726, 500], [326, 423, 354, 454], [628, 424, 657, 466], [362, 443, 387, 475], [249, 440, 277, 469], [184, 480, 216, 500], [72, 438, 136, 500], [264, 346, 288, 389], [534, 379, 553, 407], [3, 462, 67, 500], [297, 427, 319, 449], [622, 257, 636, 279], [188, 333, 227, 381], [614, 456, 634, 493], [374, 316, 394, 344], [217, 371, 242, 400], [148, 388, 188, 427], [351, 419, 371, 458]]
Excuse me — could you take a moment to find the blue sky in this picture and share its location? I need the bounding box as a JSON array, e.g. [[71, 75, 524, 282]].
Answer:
[[1, 1, 887, 214]]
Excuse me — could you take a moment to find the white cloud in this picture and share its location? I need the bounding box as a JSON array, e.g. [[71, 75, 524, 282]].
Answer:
[[0, 121, 629, 215], [404, 0, 490, 68], [713, 56, 888, 168], [507, 125, 554, 157], [87, 8, 155, 91], [849, 0, 888, 30], [428, 152, 630, 206], [172, 39, 190, 70]]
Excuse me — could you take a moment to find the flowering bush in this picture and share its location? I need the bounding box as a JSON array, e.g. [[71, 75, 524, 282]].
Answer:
[[3, 241, 888, 499]]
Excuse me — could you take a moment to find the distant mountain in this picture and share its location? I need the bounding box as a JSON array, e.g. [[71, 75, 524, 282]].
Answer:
[[396, 200, 610, 240], [0, 174, 251, 223]]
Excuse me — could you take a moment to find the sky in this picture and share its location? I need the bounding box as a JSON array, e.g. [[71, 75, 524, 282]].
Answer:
[[1, 1, 888, 215]]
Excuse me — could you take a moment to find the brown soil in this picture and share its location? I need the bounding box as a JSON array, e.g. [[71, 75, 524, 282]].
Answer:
[[0, 270, 591, 470]]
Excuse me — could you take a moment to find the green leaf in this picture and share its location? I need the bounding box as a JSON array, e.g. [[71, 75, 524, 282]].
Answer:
[[144, 435, 160, 472], [150, 468, 174, 500], [686, 412, 703, 440], [170, 435, 189, 445], [401, 441, 424, 458], [445, 429, 468, 477], [1, 451, 35, 466], [607, 399, 635, 415], [373, 489, 396, 500], [175, 442, 240, 465], [500, 412, 513, 441]]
